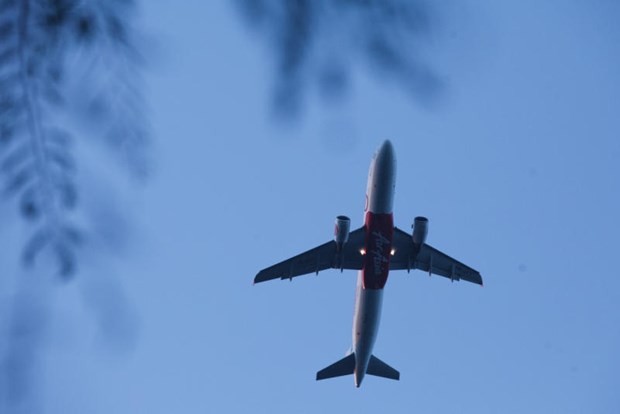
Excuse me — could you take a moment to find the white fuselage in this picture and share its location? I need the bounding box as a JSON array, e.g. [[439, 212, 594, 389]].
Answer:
[[352, 140, 396, 387]]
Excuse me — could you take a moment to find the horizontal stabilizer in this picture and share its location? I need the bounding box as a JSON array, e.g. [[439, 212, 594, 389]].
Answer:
[[367, 355, 400, 380], [316, 353, 356, 381]]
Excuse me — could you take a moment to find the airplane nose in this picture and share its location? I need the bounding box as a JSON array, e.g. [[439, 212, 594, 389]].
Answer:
[[381, 139, 393, 152], [377, 139, 394, 163], [375, 139, 395, 174]]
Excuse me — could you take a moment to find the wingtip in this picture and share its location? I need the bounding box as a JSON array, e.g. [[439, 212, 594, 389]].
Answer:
[[253, 272, 267, 284]]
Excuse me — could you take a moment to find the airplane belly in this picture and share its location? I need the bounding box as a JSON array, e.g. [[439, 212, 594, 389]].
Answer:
[[352, 283, 384, 383], [362, 212, 393, 289]]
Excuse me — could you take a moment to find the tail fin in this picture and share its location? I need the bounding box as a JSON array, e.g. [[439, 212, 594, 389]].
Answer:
[[367, 355, 400, 380], [316, 353, 356, 381]]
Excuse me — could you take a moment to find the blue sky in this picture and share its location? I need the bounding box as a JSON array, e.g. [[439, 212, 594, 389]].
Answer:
[[5, 1, 619, 413]]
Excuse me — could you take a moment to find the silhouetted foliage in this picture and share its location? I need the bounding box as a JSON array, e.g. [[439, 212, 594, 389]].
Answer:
[[235, 0, 442, 118], [0, 0, 147, 278]]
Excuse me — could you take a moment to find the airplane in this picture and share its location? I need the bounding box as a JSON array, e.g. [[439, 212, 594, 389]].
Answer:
[[254, 140, 482, 387]]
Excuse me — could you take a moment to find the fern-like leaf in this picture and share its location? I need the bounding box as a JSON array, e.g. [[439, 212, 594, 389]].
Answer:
[[0, 0, 146, 279], [1, 143, 29, 173], [19, 185, 39, 220], [22, 227, 50, 265], [4, 165, 33, 196]]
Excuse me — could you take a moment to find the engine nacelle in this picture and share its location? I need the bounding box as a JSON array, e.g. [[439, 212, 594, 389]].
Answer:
[[334, 215, 351, 249], [412, 216, 428, 247]]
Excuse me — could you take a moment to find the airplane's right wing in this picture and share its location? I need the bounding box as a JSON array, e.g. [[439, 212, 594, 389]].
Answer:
[[254, 227, 366, 283], [391, 227, 483, 285]]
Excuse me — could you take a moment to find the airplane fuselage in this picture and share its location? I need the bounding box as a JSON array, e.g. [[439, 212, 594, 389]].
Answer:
[[352, 140, 396, 387]]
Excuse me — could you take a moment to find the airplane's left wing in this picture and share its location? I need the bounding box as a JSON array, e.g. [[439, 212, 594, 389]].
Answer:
[[254, 227, 366, 283], [391, 227, 483, 285]]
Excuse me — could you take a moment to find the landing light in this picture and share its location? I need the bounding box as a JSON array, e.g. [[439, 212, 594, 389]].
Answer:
[[390, 249, 395, 256], [360, 248, 366, 255]]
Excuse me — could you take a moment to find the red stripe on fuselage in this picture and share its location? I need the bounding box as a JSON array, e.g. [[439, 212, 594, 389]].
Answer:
[[362, 212, 393, 289]]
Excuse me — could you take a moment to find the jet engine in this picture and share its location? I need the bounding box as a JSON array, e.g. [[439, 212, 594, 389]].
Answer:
[[412, 216, 428, 247], [334, 215, 351, 250]]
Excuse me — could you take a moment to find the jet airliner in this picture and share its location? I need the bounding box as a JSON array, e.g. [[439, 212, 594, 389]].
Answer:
[[254, 140, 482, 387]]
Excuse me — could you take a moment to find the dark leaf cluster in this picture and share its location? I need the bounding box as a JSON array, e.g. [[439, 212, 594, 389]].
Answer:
[[236, 0, 442, 117], [0, 0, 146, 278]]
